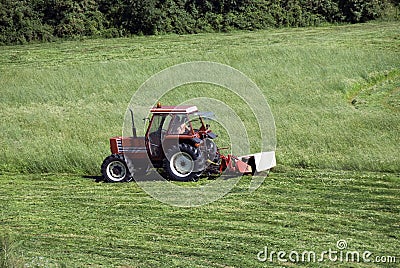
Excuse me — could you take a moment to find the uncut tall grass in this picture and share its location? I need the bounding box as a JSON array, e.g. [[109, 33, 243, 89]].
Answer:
[[0, 22, 399, 174]]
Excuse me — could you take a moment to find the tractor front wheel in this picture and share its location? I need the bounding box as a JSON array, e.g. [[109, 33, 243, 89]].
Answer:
[[101, 154, 131, 182], [164, 144, 202, 182]]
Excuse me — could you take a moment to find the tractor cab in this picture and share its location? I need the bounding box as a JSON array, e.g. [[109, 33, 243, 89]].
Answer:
[[145, 104, 212, 160]]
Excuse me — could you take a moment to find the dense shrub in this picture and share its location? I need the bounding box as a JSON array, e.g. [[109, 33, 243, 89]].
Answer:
[[0, 0, 398, 45], [0, 0, 53, 44], [338, 0, 388, 22], [42, 0, 105, 37]]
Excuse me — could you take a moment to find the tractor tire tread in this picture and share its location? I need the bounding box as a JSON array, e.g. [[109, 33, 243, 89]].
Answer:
[[163, 143, 202, 182], [101, 154, 131, 183]]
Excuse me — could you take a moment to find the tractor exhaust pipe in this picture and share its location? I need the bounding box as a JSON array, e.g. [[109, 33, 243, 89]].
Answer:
[[129, 108, 137, 138]]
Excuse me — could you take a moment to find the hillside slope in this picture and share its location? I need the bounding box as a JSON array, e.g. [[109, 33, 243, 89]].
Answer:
[[0, 22, 399, 174]]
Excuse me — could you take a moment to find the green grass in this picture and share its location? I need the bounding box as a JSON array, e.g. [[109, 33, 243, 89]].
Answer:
[[0, 170, 399, 267], [0, 21, 399, 267], [0, 21, 399, 174]]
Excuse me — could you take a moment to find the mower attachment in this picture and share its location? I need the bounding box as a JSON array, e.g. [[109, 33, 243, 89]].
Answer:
[[219, 154, 252, 174], [239, 151, 276, 173], [219, 151, 275, 175]]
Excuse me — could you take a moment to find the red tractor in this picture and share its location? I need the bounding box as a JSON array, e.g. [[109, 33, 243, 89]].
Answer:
[[101, 103, 275, 182]]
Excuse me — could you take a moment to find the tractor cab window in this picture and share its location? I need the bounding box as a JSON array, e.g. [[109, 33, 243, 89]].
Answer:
[[148, 114, 164, 135], [188, 113, 204, 131], [148, 114, 169, 145], [147, 114, 166, 157], [168, 114, 192, 135], [162, 114, 172, 133]]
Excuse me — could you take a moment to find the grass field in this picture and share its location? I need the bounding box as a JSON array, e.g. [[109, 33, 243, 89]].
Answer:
[[0, 21, 399, 174], [0, 21, 399, 267], [1, 170, 399, 267]]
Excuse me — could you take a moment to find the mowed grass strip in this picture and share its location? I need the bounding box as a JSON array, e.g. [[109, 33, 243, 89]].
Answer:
[[0, 169, 399, 267]]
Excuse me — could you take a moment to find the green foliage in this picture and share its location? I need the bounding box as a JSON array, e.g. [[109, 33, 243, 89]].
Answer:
[[156, 0, 197, 34], [42, 0, 105, 37], [0, 0, 398, 44], [338, 0, 389, 22], [0, 0, 53, 45]]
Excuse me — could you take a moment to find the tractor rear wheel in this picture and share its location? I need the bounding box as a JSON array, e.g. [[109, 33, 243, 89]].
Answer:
[[164, 143, 202, 182], [101, 154, 131, 182]]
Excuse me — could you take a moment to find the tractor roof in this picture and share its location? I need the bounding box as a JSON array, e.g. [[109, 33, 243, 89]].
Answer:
[[150, 105, 198, 114]]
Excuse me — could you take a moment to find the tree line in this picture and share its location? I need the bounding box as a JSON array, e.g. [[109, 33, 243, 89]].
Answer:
[[0, 0, 398, 45]]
